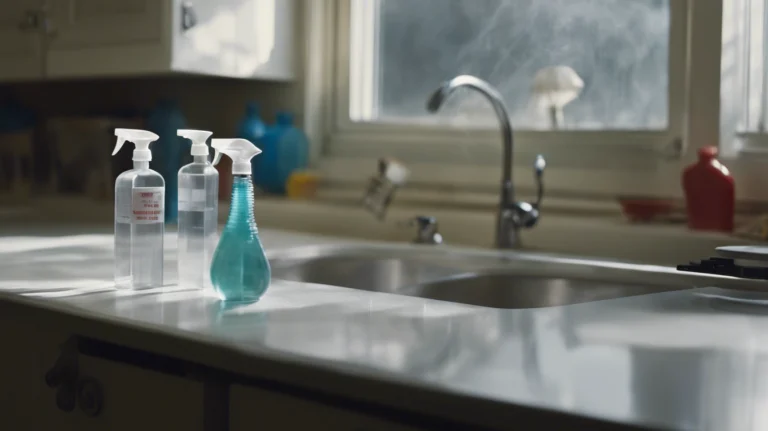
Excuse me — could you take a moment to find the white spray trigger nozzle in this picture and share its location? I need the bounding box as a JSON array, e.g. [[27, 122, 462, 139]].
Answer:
[[113, 137, 127, 156], [211, 138, 262, 175], [177, 129, 213, 157], [114, 128, 159, 162]]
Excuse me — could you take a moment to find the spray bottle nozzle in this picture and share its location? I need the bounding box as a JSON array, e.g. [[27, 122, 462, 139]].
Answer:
[[212, 151, 222, 166], [177, 129, 214, 159], [114, 128, 160, 162], [211, 138, 262, 175], [113, 138, 127, 155]]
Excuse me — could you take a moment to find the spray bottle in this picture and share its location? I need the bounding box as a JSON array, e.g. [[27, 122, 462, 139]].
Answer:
[[177, 129, 219, 290], [113, 128, 164, 289], [209, 138, 270, 303]]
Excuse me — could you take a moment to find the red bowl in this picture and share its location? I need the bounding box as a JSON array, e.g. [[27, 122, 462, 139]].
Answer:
[[618, 198, 674, 221]]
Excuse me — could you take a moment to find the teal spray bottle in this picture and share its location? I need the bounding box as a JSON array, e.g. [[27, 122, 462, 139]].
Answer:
[[209, 138, 271, 303]]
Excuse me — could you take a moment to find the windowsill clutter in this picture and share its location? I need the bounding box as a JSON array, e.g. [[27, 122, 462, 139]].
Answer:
[[0, 194, 761, 267]]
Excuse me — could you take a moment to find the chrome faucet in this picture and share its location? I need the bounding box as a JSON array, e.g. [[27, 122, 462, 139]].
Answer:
[[401, 216, 443, 245], [427, 75, 546, 249]]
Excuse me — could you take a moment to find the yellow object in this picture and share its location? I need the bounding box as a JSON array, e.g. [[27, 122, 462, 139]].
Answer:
[[735, 215, 768, 241], [286, 171, 319, 199]]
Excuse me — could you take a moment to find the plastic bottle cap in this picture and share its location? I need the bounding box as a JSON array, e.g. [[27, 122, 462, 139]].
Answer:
[[211, 138, 262, 175], [698, 146, 718, 160], [113, 128, 160, 162], [177, 129, 213, 157]]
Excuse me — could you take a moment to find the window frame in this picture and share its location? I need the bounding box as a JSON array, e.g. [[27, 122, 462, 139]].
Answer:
[[306, 0, 729, 199], [722, 0, 768, 157]]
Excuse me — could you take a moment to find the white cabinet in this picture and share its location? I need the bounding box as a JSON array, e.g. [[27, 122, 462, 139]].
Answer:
[[0, 0, 44, 80], [0, 0, 296, 81], [171, 0, 296, 80]]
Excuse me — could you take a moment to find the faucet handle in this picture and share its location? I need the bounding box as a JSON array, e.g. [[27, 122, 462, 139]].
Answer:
[[509, 154, 545, 230], [533, 154, 546, 209], [363, 158, 409, 220], [399, 216, 443, 245]]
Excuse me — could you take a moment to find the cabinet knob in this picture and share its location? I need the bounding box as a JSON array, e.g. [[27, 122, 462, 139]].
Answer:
[[45, 341, 79, 389], [77, 377, 104, 417], [45, 338, 83, 414]]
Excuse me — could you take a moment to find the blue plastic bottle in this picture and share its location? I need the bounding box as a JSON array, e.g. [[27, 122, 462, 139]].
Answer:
[[254, 112, 309, 194], [274, 112, 309, 194], [209, 138, 270, 303], [147, 100, 189, 223], [237, 102, 267, 142]]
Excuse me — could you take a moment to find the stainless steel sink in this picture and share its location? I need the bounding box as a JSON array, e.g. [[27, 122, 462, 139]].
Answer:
[[268, 254, 461, 294], [409, 273, 675, 308], [268, 244, 755, 309]]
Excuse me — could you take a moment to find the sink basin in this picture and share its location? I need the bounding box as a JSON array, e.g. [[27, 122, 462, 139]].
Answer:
[[410, 273, 675, 309], [269, 254, 464, 294], [269, 244, 750, 309]]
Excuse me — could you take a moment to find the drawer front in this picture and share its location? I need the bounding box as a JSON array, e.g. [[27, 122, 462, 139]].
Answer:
[[0, 307, 204, 431], [67, 354, 206, 430], [230, 384, 429, 431]]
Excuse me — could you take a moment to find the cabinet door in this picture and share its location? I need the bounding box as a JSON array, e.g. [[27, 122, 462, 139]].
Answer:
[[58, 354, 206, 431], [170, 0, 296, 80], [0, 0, 44, 81], [230, 384, 430, 431], [45, 0, 168, 77], [0, 304, 205, 431]]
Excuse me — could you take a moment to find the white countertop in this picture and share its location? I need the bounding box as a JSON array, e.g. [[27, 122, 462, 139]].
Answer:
[[2, 226, 768, 430]]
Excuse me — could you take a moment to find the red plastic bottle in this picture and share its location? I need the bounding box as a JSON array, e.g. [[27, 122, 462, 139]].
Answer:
[[682, 146, 735, 232]]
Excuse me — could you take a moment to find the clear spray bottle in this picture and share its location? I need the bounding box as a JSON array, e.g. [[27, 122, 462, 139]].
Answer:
[[209, 138, 270, 303], [177, 129, 219, 291], [113, 128, 165, 289]]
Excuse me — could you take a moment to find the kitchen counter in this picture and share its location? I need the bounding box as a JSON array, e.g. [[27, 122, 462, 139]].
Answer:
[[2, 227, 768, 430]]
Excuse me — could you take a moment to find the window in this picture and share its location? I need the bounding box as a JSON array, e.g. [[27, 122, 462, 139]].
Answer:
[[314, 0, 727, 197], [355, 0, 671, 131], [722, 0, 768, 153]]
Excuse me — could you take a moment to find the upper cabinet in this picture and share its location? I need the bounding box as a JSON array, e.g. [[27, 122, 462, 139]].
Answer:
[[0, 0, 296, 82], [171, 0, 296, 80], [46, 0, 166, 77]]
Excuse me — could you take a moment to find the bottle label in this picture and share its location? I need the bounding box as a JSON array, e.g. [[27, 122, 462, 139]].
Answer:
[[132, 187, 164, 224], [178, 188, 208, 211]]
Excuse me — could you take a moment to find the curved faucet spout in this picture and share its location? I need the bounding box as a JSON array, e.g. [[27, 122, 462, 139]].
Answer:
[[426, 75, 545, 249], [427, 75, 514, 183]]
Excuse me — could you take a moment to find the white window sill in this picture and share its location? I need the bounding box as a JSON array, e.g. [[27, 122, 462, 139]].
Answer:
[[249, 197, 757, 267], [2, 196, 759, 267]]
